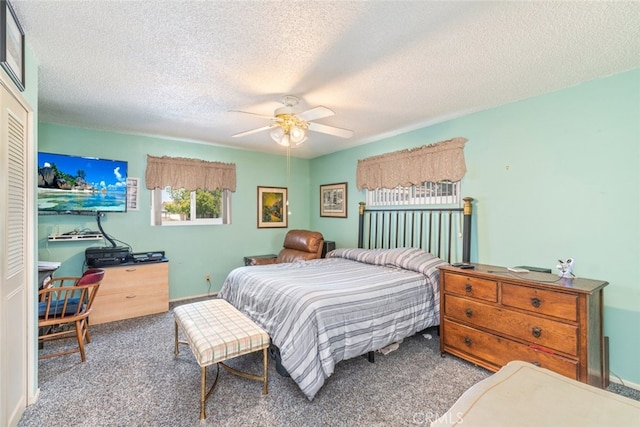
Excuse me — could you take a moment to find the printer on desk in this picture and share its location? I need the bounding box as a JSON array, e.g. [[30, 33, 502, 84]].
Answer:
[[85, 247, 166, 267], [85, 246, 131, 267]]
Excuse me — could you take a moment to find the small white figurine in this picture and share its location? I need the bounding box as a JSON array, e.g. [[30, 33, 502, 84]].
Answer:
[[556, 258, 575, 278]]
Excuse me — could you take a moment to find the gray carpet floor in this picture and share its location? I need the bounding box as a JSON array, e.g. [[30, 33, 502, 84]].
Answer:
[[19, 298, 640, 427]]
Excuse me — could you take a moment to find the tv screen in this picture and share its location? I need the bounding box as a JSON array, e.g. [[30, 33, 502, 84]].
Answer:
[[37, 152, 128, 213]]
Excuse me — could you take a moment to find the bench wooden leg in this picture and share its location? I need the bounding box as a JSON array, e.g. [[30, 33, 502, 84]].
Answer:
[[174, 321, 179, 356], [200, 366, 206, 420], [199, 363, 221, 420], [262, 347, 268, 395]]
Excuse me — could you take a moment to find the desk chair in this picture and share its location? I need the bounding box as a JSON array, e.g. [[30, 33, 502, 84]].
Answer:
[[38, 269, 104, 362]]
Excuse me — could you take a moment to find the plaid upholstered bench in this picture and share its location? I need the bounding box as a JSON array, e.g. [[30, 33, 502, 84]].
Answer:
[[173, 298, 270, 420]]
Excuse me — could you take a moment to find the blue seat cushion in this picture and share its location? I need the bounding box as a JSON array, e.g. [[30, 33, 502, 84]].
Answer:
[[38, 297, 81, 317]]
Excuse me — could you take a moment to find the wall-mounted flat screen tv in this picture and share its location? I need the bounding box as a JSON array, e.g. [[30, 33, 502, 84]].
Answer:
[[37, 152, 128, 213]]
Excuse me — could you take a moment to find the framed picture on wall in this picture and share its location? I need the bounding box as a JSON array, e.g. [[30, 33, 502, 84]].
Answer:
[[0, 0, 24, 91], [320, 182, 347, 218], [126, 177, 140, 211], [257, 186, 288, 228]]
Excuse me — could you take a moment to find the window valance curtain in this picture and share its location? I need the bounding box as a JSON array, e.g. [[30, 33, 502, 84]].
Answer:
[[356, 137, 467, 190], [145, 155, 236, 192]]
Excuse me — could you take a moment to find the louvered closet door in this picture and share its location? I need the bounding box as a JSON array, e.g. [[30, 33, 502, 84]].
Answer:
[[0, 81, 29, 427]]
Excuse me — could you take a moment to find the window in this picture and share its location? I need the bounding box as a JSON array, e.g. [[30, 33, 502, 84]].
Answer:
[[151, 186, 231, 226], [366, 180, 461, 206]]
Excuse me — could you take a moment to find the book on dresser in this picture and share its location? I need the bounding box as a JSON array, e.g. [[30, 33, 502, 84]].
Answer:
[[438, 264, 609, 388]]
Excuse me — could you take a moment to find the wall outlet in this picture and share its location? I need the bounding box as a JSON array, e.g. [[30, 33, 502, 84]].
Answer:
[[205, 274, 210, 282]]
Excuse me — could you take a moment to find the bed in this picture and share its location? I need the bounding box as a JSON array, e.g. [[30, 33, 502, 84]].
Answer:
[[218, 199, 473, 400], [430, 360, 640, 426]]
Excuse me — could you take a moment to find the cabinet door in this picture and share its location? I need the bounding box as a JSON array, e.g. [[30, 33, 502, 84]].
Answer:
[[0, 80, 31, 427]]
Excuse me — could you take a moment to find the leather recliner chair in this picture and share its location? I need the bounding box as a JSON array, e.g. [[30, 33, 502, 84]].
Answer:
[[249, 230, 324, 265]]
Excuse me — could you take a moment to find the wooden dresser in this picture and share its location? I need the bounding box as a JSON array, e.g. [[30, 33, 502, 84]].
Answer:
[[438, 264, 608, 388], [90, 261, 169, 324]]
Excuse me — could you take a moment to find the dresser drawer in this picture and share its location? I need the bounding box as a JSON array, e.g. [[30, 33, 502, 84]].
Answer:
[[444, 294, 578, 356], [90, 284, 168, 324], [442, 320, 579, 380], [91, 262, 169, 324], [442, 273, 498, 302], [99, 263, 169, 295], [502, 283, 578, 321]]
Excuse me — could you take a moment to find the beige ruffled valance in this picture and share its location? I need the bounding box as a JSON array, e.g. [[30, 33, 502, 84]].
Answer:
[[145, 155, 236, 192], [356, 137, 467, 190]]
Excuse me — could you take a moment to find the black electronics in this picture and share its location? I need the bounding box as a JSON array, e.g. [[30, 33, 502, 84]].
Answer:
[[321, 241, 336, 258], [85, 246, 131, 267], [452, 263, 475, 269], [131, 251, 165, 263]]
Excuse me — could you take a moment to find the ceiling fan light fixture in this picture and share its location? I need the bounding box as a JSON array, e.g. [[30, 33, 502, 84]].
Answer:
[[270, 126, 285, 143], [290, 125, 306, 144], [232, 95, 352, 145], [269, 119, 307, 147], [277, 133, 291, 147]]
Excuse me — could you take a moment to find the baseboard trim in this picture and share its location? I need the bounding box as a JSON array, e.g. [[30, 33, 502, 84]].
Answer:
[[28, 387, 40, 405], [169, 292, 218, 303], [609, 374, 640, 391]]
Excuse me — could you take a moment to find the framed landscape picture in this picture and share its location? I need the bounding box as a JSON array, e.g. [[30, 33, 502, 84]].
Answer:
[[320, 182, 347, 218], [257, 186, 288, 228]]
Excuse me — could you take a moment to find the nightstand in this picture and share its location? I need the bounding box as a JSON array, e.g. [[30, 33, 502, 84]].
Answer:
[[321, 241, 335, 258], [243, 254, 277, 266]]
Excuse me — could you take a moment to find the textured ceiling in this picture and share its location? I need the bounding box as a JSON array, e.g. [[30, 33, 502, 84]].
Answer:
[[11, 1, 640, 159]]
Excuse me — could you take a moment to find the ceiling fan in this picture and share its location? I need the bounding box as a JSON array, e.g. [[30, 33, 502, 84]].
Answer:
[[231, 95, 354, 147]]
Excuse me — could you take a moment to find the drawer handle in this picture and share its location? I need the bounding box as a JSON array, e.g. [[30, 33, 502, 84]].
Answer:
[[125, 268, 137, 272], [465, 284, 473, 293], [464, 336, 472, 347], [126, 295, 137, 299], [531, 327, 542, 338], [465, 308, 473, 318], [530, 297, 541, 308]]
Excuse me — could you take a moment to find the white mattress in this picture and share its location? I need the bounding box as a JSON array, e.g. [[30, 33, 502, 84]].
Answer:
[[431, 360, 640, 426]]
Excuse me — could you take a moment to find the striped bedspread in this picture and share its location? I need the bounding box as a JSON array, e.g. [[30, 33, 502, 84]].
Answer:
[[218, 247, 447, 400]]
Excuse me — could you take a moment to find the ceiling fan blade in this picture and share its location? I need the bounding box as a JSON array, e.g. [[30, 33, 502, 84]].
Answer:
[[232, 125, 274, 138], [308, 122, 354, 139], [297, 106, 334, 122], [229, 110, 274, 120]]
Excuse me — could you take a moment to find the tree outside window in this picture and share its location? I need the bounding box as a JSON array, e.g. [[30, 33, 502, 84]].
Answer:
[[153, 187, 226, 225]]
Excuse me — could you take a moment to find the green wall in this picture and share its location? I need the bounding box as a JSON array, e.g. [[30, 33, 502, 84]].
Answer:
[[310, 69, 640, 385], [37, 124, 311, 300]]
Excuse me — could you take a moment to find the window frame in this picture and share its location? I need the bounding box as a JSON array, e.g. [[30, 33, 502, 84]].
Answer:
[[365, 180, 461, 207], [150, 186, 231, 226]]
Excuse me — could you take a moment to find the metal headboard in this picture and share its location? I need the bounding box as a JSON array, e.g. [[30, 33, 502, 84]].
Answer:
[[357, 197, 473, 263]]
